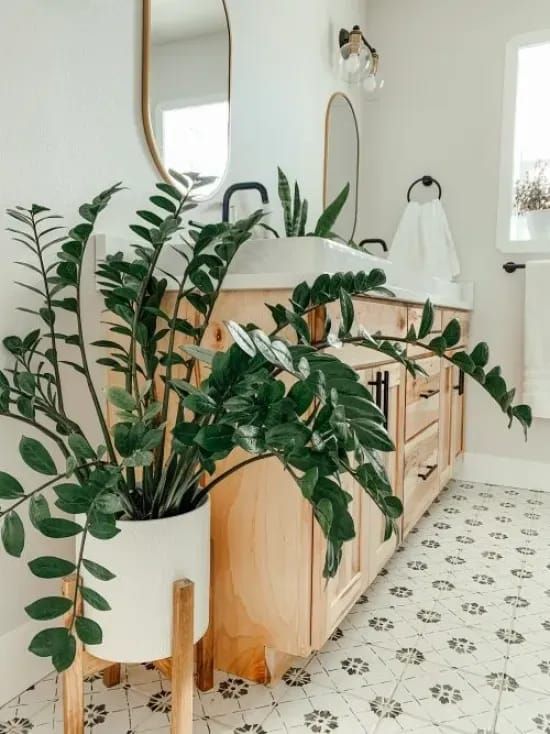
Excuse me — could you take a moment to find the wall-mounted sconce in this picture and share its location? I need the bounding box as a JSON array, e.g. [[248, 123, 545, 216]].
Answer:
[[339, 25, 383, 93]]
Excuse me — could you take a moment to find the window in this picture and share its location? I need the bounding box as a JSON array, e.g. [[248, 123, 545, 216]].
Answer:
[[497, 31, 550, 252], [160, 101, 229, 198]]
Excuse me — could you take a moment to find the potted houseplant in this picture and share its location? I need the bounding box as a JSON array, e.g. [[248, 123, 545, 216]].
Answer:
[[514, 160, 550, 239], [0, 171, 531, 674]]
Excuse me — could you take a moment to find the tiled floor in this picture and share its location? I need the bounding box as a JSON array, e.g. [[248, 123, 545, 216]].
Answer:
[[2, 479, 550, 733]]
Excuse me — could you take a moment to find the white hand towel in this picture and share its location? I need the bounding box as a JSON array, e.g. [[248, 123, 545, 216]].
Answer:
[[523, 260, 550, 419], [390, 200, 460, 280]]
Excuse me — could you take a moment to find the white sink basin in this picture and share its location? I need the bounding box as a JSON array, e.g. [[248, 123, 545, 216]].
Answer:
[[226, 236, 473, 310]]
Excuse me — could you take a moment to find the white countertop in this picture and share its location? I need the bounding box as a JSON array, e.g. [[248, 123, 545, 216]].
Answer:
[[223, 237, 474, 311]]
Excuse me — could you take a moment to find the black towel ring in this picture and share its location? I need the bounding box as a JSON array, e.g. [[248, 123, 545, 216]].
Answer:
[[407, 175, 443, 202]]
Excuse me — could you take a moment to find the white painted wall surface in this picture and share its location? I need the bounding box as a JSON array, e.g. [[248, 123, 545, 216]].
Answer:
[[0, 0, 368, 703], [363, 0, 550, 476]]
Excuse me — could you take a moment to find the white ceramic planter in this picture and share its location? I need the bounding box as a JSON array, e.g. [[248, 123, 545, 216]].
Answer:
[[526, 210, 550, 240], [82, 499, 210, 663]]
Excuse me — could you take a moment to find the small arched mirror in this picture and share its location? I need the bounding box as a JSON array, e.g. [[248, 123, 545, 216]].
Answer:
[[324, 93, 360, 242], [142, 0, 231, 198]]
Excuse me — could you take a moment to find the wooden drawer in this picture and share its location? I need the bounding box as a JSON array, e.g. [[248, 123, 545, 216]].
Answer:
[[404, 423, 440, 536], [325, 299, 407, 367], [405, 356, 441, 441], [408, 306, 442, 357], [442, 309, 470, 347]]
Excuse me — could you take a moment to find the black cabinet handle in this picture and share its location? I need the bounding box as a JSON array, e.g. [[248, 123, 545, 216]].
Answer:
[[420, 389, 440, 399], [453, 371, 465, 396], [418, 464, 438, 481], [368, 370, 390, 423]]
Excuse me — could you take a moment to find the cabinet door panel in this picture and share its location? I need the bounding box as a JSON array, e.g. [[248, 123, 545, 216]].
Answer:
[[403, 423, 440, 536], [405, 356, 441, 440], [366, 365, 405, 584]]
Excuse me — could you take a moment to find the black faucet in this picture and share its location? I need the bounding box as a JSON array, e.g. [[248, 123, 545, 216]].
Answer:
[[358, 238, 388, 253], [222, 181, 269, 223]]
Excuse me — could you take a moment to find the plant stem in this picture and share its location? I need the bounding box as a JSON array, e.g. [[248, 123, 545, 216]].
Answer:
[[30, 211, 66, 415], [198, 453, 276, 500]]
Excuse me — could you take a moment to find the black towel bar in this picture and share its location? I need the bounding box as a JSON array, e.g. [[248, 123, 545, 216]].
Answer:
[[503, 262, 526, 273]]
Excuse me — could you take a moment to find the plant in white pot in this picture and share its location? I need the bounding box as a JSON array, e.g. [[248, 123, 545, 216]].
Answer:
[[514, 160, 550, 239], [0, 172, 531, 674]]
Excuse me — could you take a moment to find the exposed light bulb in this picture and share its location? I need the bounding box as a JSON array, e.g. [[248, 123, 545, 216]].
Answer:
[[363, 75, 377, 93], [345, 53, 361, 74]]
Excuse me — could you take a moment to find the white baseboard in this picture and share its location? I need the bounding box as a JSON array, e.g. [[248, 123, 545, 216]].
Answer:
[[0, 621, 51, 706], [455, 452, 550, 492]]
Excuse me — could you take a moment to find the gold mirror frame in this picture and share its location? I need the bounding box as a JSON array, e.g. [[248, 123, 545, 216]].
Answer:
[[323, 92, 360, 241], [141, 0, 232, 195]]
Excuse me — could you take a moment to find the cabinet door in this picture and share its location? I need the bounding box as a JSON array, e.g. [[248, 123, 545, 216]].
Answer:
[[366, 364, 406, 584], [310, 368, 371, 648]]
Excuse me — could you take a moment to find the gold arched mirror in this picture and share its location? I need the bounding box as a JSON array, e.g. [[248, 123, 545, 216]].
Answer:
[[324, 93, 360, 241], [142, 0, 231, 198]]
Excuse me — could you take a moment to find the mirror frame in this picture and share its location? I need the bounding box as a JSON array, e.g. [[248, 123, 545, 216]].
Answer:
[[141, 0, 232, 195], [323, 92, 360, 242]]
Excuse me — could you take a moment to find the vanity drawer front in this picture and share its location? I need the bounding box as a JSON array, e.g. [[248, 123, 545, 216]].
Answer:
[[404, 423, 440, 536], [442, 309, 470, 347], [324, 299, 407, 367], [406, 356, 441, 441], [407, 306, 443, 357]]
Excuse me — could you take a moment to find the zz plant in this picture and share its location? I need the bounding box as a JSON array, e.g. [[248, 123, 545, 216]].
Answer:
[[0, 172, 531, 673]]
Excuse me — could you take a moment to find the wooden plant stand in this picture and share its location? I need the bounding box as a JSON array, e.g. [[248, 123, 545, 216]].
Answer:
[[62, 576, 214, 734]]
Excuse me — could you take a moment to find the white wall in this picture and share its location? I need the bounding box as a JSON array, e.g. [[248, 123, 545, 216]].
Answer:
[[0, 0, 368, 703], [363, 0, 550, 479]]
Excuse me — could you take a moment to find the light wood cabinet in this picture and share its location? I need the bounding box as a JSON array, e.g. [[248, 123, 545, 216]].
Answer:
[[155, 289, 471, 683]]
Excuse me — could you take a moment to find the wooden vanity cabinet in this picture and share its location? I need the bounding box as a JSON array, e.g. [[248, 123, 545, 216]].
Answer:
[[178, 290, 469, 683]]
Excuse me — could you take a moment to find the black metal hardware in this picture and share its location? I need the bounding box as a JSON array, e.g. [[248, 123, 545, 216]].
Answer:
[[503, 262, 525, 273], [419, 389, 440, 399], [368, 371, 390, 423], [407, 175, 443, 202], [418, 464, 438, 481], [453, 370, 465, 396], [358, 238, 388, 253], [222, 182, 269, 223]]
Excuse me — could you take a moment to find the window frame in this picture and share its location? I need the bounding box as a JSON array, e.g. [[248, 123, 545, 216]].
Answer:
[[497, 29, 550, 254]]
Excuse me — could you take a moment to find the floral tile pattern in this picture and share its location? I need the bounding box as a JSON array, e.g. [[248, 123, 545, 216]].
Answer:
[[1, 480, 550, 733]]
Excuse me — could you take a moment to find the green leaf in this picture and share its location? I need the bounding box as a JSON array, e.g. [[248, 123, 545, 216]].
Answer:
[[80, 586, 111, 611], [339, 288, 354, 335], [25, 596, 72, 621], [15, 372, 36, 396], [314, 498, 334, 536], [28, 556, 76, 579], [52, 633, 76, 673], [68, 434, 96, 460], [29, 495, 50, 530], [75, 616, 103, 645], [0, 471, 24, 499], [471, 342, 489, 367], [172, 422, 200, 447], [299, 467, 318, 500], [94, 492, 123, 514], [194, 425, 234, 453], [106, 387, 137, 412], [451, 351, 475, 374], [278, 167, 293, 236], [418, 300, 434, 340], [442, 318, 461, 349], [314, 183, 350, 237], [82, 558, 116, 581], [150, 195, 176, 213], [2, 512, 25, 557], [190, 269, 214, 293], [39, 518, 83, 539], [292, 282, 311, 313], [183, 392, 217, 416], [19, 436, 57, 475], [29, 627, 70, 658], [225, 321, 256, 358], [88, 518, 120, 540]]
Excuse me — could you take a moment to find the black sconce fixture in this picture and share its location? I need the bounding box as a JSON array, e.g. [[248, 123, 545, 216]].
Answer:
[[339, 25, 382, 93]]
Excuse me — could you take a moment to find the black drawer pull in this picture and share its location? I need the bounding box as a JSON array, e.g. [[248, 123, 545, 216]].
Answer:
[[453, 371, 465, 396], [368, 370, 390, 423], [418, 464, 438, 481], [420, 389, 440, 399]]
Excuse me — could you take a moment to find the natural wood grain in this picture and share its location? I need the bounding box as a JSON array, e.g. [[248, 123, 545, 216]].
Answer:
[[101, 664, 121, 688], [451, 363, 465, 460], [405, 356, 441, 441], [439, 359, 454, 488], [196, 540, 215, 692], [366, 364, 406, 584], [62, 577, 84, 734], [171, 580, 194, 734], [403, 423, 440, 536]]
